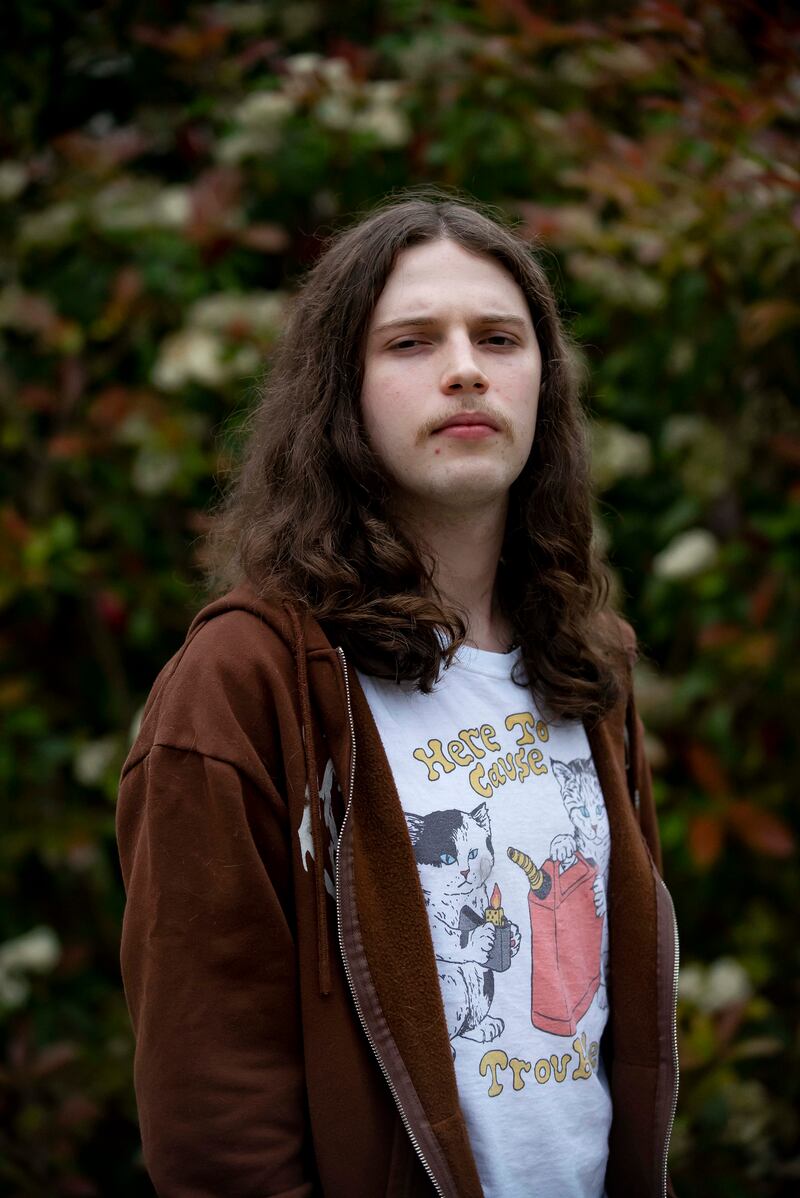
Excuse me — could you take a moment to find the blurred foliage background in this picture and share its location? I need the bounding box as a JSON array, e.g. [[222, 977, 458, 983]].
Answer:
[[1, 0, 799, 1194]]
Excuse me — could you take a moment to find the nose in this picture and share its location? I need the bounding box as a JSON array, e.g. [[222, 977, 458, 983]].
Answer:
[[461, 868, 470, 878], [440, 334, 489, 396]]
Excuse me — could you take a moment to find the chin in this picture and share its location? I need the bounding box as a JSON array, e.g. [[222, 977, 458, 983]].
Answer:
[[419, 475, 515, 508]]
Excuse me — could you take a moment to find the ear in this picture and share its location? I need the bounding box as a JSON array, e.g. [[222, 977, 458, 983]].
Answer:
[[550, 758, 571, 786], [404, 812, 425, 845], [469, 803, 490, 832]]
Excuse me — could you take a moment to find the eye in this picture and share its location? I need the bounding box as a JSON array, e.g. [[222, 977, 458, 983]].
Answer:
[[483, 334, 516, 346], [580, 806, 589, 818], [439, 851, 456, 865], [468, 848, 478, 860], [391, 338, 423, 350]]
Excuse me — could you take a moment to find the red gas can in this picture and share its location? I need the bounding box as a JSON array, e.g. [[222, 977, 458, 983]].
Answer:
[[508, 847, 603, 1036]]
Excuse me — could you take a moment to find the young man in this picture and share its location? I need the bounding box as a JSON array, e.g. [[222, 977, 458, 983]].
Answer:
[[116, 193, 679, 1198]]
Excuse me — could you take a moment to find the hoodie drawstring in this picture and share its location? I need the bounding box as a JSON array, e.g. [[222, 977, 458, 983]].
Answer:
[[286, 604, 332, 996]]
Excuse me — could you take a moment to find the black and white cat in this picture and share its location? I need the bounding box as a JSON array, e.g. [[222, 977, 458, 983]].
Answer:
[[404, 803, 519, 1055], [548, 756, 611, 1008]]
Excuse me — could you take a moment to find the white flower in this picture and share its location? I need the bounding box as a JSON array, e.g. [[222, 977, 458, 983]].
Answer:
[[216, 129, 281, 162], [589, 42, 653, 77], [567, 253, 665, 310], [364, 79, 405, 105], [152, 327, 259, 391], [678, 962, 704, 1005], [319, 57, 353, 90], [91, 179, 190, 232], [131, 447, 182, 495], [153, 328, 227, 389], [652, 528, 719, 580], [0, 974, 29, 1008], [0, 160, 28, 202], [150, 186, 191, 228], [188, 290, 286, 335], [661, 414, 706, 454], [679, 957, 752, 1013], [0, 927, 61, 1010], [19, 202, 79, 246], [207, 3, 267, 31], [233, 90, 295, 130], [352, 103, 410, 147], [74, 735, 121, 786], [0, 927, 60, 974], [284, 52, 323, 75], [316, 95, 355, 131], [591, 420, 652, 491]]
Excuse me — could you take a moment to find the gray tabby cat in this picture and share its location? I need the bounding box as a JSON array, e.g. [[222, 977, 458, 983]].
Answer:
[[404, 803, 519, 1055], [549, 756, 611, 1009]]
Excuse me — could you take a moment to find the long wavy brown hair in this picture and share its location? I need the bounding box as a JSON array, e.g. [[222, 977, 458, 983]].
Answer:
[[203, 187, 631, 725]]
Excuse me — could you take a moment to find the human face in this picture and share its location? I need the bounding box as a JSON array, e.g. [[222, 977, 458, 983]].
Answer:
[[361, 238, 541, 519]]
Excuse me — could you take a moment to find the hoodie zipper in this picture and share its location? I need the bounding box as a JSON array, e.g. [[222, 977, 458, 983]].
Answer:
[[334, 647, 446, 1198], [659, 877, 680, 1198]]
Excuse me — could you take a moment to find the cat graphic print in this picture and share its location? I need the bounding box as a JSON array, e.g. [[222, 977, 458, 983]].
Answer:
[[405, 755, 609, 1054], [507, 756, 609, 1036], [404, 802, 521, 1057]]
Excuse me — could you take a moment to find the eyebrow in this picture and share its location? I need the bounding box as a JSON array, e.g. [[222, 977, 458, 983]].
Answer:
[[370, 312, 530, 337]]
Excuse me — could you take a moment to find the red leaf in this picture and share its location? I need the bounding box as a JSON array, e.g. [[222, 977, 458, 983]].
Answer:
[[47, 433, 90, 459], [685, 742, 730, 798], [697, 622, 742, 650], [768, 433, 800, 466], [31, 1041, 78, 1078], [236, 224, 291, 254], [1, 507, 32, 545], [749, 573, 779, 627], [688, 814, 724, 868], [727, 801, 795, 858]]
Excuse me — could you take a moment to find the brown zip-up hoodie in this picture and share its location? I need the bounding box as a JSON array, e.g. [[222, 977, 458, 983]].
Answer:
[[116, 584, 679, 1198]]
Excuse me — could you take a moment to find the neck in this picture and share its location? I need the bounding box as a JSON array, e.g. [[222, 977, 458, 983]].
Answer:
[[395, 496, 514, 653]]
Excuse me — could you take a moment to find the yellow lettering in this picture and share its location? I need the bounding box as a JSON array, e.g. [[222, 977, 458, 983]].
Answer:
[[479, 1049, 508, 1097], [412, 740, 455, 782], [528, 747, 547, 776], [536, 719, 549, 743], [589, 1040, 599, 1070], [505, 711, 537, 747], [515, 746, 530, 781], [447, 739, 473, 767], [533, 1057, 552, 1084], [550, 1053, 570, 1082], [480, 724, 501, 752], [571, 1032, 593, 1080], [488, 764, 502, 788], [497, 752, 518, 783], [469, 761, 492, 799], [509, 1057, 531, 1090], [460, 728, 485, 759]]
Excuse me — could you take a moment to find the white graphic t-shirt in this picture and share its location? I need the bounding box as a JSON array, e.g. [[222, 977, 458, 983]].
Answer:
[[357, 642, 612, 1198]]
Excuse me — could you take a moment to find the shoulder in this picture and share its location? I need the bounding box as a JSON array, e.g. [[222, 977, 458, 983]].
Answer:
[[595, 607, 639, 670], [123, 608, 297, 779]]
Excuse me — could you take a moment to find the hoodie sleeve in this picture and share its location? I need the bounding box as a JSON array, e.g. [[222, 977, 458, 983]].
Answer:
[[117, 743, 317, 1198], [616, 613, 666, 877], [628, 692, 665, 877]]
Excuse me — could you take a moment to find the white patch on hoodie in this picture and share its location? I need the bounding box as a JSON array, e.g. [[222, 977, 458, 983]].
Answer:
[[298, 757, 338, 897]]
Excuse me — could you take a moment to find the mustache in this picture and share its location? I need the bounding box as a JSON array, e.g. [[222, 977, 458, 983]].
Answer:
[[417, 409, 512, 441]]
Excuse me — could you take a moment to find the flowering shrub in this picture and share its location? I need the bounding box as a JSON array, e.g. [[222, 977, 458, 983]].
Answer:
[[1, 2, 798, 1193]]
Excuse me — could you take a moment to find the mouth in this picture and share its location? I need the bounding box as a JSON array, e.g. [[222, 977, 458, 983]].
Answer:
[[433, 412, 501, 438]]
